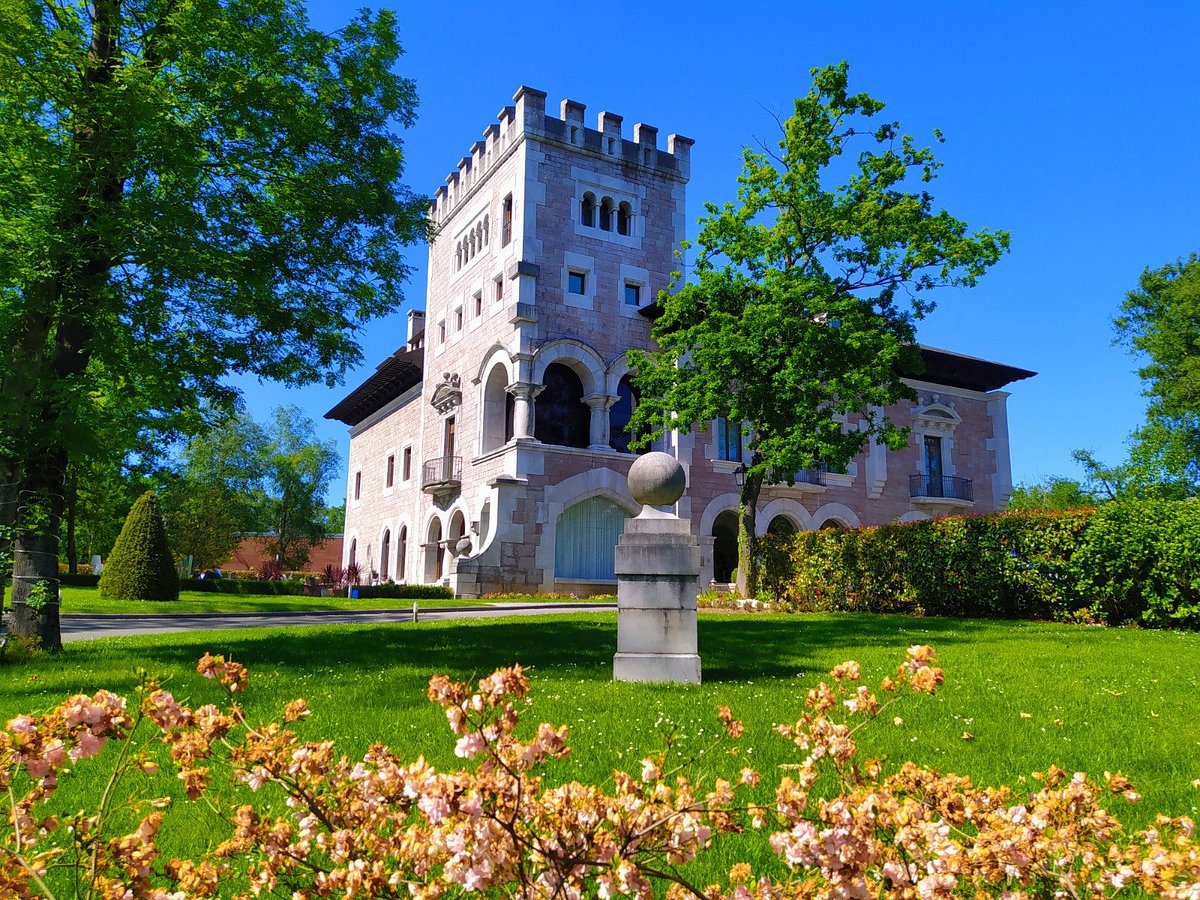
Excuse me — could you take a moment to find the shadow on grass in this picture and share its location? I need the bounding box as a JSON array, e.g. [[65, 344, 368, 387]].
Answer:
[[2, 612, 1010, 708]]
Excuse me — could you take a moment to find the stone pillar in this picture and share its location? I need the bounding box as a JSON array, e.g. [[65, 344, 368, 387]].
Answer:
[[584, 394, 616, 452], [613, 452, 701, 684], [507, 382, 543, 441]]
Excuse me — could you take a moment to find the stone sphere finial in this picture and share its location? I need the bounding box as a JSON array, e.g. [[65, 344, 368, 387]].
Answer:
[[628, 451, 686, 507]]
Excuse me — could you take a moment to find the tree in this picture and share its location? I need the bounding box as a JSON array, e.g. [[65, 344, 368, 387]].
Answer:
[[629, 63, 1009, 597], [97, 490, 179, 602], [0, 0, 427, 648], [1112, 253, 1200, 493], [163, 406, 339, 571], [1007, 476, 1096, 512], [259, 406, 340, 570]]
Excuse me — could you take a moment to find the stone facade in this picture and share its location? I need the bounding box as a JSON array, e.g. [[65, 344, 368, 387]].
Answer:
[[328, 87, 1034, 596]]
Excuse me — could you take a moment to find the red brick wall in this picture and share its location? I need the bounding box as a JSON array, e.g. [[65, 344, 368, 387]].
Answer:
[[220, 535, 345, 574]]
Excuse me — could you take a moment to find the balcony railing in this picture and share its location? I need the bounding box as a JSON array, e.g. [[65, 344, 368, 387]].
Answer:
[[909, 474, 973, 502], [767, 468, 826, 487], [422, 456, 462, 493]]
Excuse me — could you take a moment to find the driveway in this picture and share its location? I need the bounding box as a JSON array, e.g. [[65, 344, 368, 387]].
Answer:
[[59, 603, 616, 643]]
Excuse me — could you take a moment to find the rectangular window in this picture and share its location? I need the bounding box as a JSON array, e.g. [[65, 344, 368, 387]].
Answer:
[[474, 291, 482, 317], [501, 194, 513, 246], [494, 275, 504, 303], [568, 271, 586, 295], [455, 306, 463, 331], [402, 447, 412, 481], [924, 435, 944, 496], [354, 471, 362, 500], [386, 454, 395, 488], [715, 417, 742, 462], [438, 320, 446, 344], [624, 282, 641, 306]]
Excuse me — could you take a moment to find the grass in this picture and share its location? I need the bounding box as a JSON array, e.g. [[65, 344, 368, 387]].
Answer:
[[2, 612, 1198, 886], [2, 584, 610, 615]]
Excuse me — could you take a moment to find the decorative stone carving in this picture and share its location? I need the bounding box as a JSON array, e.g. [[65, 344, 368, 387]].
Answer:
[[430, 372, 463, 415]]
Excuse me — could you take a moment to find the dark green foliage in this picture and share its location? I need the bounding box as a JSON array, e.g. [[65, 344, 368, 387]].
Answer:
[[98, 492, 179, 602], [58, 573, 101, 588], [759, 503, 1200, 628], [352, 583, 454, 600], [1075, 501, 1200, 628], [179, 578, 305, 596]]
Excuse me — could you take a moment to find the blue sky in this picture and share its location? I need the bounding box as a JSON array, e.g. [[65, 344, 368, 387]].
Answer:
[[236, 1, 1200, 502]]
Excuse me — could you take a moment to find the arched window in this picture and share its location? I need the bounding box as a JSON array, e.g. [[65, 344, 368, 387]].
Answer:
[[617, 201, 632, 236], [348, 538, 357, 566], [535, 363, 589, 448], [397, 527, 407, 582], [482, 216, 489, 245], [609, 374, 642, 454], [455, 244, 462, 271], [554, 496, 630, 581], [767, 516, 796, 537], [599, 197, 613, 232], [380, 529, 391, 581], [711, 511, 739, 583], [481, 364, 513, 452], [581, 192, 595, 227], [820, 519, 847, 530]]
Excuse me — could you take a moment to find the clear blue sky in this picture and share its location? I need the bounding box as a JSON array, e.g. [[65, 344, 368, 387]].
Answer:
[[235, 0, 1200, 502]]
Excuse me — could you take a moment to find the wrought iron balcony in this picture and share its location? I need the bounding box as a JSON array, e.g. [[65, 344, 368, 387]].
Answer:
[[909, 474, 973, 502], [767, 468, 826, 487], [422, 456, 462, 495]]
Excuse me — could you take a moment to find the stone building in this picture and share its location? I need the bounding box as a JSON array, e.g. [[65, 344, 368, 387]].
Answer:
[[325, 87, 1034, 596]]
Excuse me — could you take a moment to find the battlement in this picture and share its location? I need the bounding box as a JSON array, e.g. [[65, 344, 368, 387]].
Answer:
[[429, 86, 693, 223]]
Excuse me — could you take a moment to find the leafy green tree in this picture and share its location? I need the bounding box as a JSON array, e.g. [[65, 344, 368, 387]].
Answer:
[[0, 0, 426, 648], [98, 491, 179, 602], [629, 63, 1009, 596], [162, 407, 338, 571], [1007, 476, 1096, 512], [1112, 254, 1200, 493], [260, 407, 339, 570]]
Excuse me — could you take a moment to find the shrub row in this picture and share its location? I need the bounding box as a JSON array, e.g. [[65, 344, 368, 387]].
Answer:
[[352, 583, 454, 600], [179, 578, 307, 596], [760, 500, 1200, 628]]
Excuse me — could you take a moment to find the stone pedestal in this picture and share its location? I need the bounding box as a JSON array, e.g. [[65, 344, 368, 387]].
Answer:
[[613, 451, 701, 684]]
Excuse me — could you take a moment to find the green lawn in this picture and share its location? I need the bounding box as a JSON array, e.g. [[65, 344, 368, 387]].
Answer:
[[2, 612, 1198, 886], [2, 584, 610, 614]]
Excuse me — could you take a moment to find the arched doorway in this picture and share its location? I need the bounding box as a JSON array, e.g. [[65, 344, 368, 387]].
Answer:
[[448, 510, 467, 558], [554, 496, 630, 581], [535, 363, 589, 447], [820, 519, 847, 530], [712, 510, 739, 583], [767, 515, 797, 537], [425, 519, 443, 582], [609, 375, 644, 454], [397, 526, 407, 582], [380, 529, 391, 581], [348, 538, 357, 567]]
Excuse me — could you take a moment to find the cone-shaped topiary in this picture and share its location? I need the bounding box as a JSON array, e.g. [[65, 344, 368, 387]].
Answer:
[[99, 491, 180, 602]]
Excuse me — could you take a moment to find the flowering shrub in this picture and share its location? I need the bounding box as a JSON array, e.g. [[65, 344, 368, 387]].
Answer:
[[3, 648, 1199, 897]]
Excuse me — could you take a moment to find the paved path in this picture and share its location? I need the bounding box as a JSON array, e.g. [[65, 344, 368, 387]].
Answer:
[[59, 603, 616, 643]]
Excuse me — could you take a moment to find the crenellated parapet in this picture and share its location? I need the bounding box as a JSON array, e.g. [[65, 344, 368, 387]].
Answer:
[[429, 86, 693, 224]]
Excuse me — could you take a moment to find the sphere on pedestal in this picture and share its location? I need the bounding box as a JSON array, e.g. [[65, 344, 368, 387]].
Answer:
[[628, 451, 686, 506]]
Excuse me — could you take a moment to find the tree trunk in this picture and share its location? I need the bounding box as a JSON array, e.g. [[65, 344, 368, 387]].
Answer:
[[8, 444, 67, 651], [735, 468, 763, 598]]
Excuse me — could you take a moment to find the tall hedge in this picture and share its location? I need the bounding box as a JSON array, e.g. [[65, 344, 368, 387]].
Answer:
[[759, 502, 1200, 628], [99, 491, 180, 602]]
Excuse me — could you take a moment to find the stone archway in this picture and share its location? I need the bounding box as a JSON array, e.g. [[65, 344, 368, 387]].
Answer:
[[711, 510, 739, 583]]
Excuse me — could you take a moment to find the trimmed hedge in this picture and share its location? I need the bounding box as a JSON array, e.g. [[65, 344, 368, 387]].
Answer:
[[179, 578, 307, 596], [351, 583, 454, 600], [761, 500, 1200, 628], [98, 492, 180, 602]]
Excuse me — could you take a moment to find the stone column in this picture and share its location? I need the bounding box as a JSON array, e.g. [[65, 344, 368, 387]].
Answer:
[[507, 382, 543, 441], [613, 452, 701, 684], [584, 394, 616, 452]]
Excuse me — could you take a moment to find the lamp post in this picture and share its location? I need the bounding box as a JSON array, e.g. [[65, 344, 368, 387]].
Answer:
[[733, 463, 747, 488]]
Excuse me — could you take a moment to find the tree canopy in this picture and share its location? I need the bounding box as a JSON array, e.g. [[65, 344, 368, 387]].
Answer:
[[629, 62, 1009, 595], [0, 0, 427, 648]]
